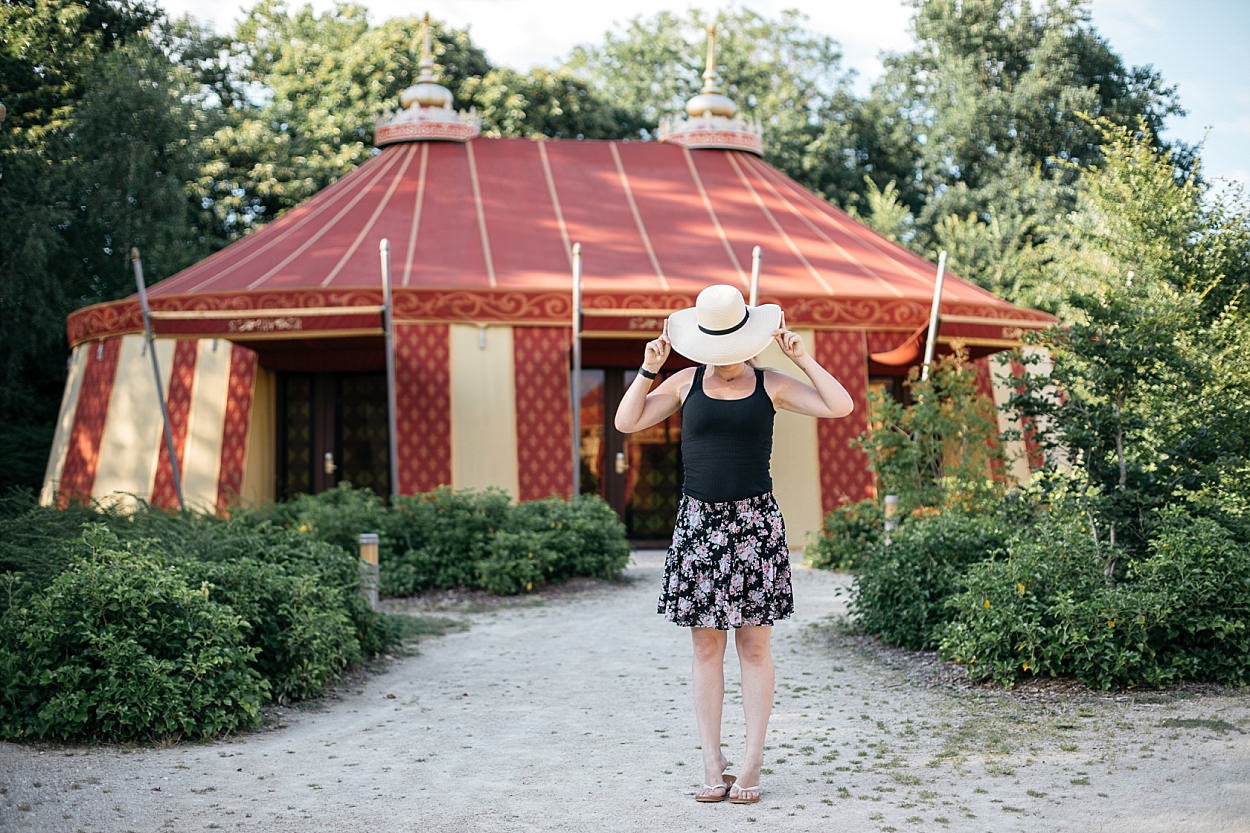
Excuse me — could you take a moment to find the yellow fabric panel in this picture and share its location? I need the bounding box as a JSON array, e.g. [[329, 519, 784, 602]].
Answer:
[[179, 340, 232, 512], [92, 334, 173, 510], [756, 332, 823, 549], [989, 352, 1032, 486], [449, 324, 518, 497], [40, 342, 91, 506], [239, 366, 275, 509]]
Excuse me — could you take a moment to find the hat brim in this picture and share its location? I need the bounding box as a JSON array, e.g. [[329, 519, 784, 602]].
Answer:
[[667, 303, 782, 365]]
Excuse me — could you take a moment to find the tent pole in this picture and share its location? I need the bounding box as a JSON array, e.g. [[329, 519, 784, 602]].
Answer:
[[920, 250, 948, 381], [380, 239, 400, 502], [131, 247, 184, 511], [749, 245, 761, 306], [570, 243, 583, 498]]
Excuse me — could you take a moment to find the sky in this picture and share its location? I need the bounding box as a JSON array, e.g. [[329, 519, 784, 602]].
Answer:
[[158, 0, 1249, 196]]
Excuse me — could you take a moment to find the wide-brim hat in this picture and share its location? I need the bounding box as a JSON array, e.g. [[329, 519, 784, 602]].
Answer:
[[667, 284, 782, 365]]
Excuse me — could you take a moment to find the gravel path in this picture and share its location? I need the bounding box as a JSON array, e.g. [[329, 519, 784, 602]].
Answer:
[[2, 551, 1247, 832]]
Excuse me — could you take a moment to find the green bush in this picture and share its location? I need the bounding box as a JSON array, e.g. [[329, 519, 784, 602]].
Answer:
[[477, 530, 551, 595], [380, 487, 512, 593], [806, 499, 885, 571], [377, 489, 629, 597], [243, 481, 392, 556], [116, 509, 400, 679], [0, 485, 630, 743], [0, 526, 268, 742], [180, 558, 361, 703], [939, 510, 1250, 689], [0, 500, 113, 601], [506, 495, 631, 581], [849, 510, 1011, 650]]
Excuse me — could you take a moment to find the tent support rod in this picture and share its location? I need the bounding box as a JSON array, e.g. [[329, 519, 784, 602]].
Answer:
[[570, 243, 583, 498], [920, 250, 948, 381], [380, 239, 400, 502], [749, 245, 761, 306], [132, 247, 184, 511]]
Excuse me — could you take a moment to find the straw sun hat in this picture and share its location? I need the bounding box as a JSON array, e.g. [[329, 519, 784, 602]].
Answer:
[[667, 284, 783, 365]]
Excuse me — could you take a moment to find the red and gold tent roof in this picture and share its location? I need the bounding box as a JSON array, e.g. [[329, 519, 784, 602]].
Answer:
[[67, 137, 1053, 348]]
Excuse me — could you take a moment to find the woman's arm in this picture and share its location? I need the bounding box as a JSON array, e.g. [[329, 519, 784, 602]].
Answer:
[[613, 319, 689, 433], [765, 328, 854, 418]]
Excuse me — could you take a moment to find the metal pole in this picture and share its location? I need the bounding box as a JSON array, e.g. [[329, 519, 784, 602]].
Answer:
[[920, 250, 948, 381], [132, 247, 184, 511], [570, 243, 583, 497], [379, 239, 400, 502], [749, 245, 761, 306]]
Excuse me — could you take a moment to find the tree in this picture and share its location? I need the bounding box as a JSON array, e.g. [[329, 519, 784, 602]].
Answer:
[[0, 0, 187, 492], [1012, 119, 1250, 558], [867, 0, 1186, 305], [854, 348, 1007, 516]]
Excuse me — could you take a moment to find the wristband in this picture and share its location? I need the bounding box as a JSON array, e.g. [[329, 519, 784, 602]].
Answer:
[[638, 367, 658, 380]]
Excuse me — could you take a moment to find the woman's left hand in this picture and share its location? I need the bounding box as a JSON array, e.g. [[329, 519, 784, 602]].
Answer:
[[774, 328, 808, 362]]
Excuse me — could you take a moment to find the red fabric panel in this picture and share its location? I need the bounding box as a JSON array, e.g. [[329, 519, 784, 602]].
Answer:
[[814, 330, 873, 511], [151, 340, 198, 509], [57, 338, 122, 507], [513, 327, 573, 500], [215, 344, 257, 515], [394, 323, 451, 493]]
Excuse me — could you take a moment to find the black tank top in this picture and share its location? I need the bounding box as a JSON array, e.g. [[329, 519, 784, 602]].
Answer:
[[680, 365, 775, 503]]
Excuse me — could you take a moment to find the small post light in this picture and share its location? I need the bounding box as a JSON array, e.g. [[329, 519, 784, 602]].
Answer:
[[358, 533, 380, 610]]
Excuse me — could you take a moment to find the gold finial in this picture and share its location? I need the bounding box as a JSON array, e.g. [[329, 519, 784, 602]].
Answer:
[[418, 12, 436, 84], [658, 20, 761, 154], [683, 23, 735, 118], [703, 25, 719, 93], [377, 11, 479, 145], [399, 12, 453, 109]]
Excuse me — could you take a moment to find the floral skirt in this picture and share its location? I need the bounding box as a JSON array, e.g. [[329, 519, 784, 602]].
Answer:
[[657, 492, 794, 630]]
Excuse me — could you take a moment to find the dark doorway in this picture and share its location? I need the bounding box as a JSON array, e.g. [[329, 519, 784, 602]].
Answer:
[[578, 368, 682, 545], [276, 372, 390, 500]]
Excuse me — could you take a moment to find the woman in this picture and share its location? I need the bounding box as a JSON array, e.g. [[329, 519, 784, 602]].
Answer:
[[614, 284, 854, 805]]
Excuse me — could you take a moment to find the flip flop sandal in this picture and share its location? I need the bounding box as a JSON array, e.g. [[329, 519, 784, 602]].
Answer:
[[728, 783, 761, 805], [694, 774, 737, 803]]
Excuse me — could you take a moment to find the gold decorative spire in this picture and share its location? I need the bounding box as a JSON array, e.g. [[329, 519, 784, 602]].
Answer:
[[375, 13, 480, 146], [402, 13, 453, 109], [685, 26, 737, 118], [658, 24, 762, 155]]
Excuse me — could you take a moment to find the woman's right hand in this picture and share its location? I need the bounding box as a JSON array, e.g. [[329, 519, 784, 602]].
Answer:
[[643, 318, 672, 372]]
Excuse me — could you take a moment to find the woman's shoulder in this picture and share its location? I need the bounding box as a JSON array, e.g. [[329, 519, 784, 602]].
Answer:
[[666, 365, 699, 402], [759, 367, 796, 398]]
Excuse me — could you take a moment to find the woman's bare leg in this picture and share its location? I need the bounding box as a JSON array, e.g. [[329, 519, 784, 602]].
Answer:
[[733, 625, 774, 798], [690, 627, 731, 794]]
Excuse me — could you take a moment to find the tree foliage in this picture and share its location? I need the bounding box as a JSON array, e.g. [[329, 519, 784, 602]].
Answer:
[[861, 0, 1187, 305], [1011, 119, 1250, 557], [854, 349, 1007, 516], [0, 0, 198, 491]]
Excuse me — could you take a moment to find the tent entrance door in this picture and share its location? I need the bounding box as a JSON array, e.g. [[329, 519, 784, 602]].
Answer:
[[577, 368, 682, 546], [276, 372, 390, 500]]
